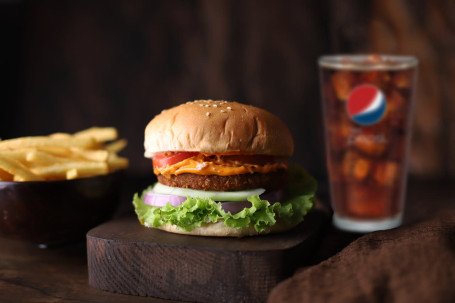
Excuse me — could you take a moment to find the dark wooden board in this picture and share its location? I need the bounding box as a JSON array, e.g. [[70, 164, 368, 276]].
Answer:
[[87, 208, 328, 303]]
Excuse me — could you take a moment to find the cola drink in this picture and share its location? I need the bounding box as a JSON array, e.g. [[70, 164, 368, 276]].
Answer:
[[319, 55, 418, 232]]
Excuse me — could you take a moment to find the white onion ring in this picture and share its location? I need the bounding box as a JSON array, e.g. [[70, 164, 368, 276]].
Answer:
[[152, 183, 265, 201]]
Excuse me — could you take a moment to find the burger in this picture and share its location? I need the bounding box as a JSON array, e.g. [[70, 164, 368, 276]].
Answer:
[[133, 100, 316, 237]]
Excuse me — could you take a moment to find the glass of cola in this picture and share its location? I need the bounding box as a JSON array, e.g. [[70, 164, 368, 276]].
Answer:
[[319, 54, 418, 232]]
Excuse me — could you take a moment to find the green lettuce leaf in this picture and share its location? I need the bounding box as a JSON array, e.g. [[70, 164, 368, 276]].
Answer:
[[133, 165, 316, 232]]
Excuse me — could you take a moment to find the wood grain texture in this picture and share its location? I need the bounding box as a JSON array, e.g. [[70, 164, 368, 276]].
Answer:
[[87, 210, 327, 303], [0, 238, 178, 303]]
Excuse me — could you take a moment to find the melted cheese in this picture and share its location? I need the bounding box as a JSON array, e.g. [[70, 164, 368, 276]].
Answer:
[[154, 158, 287, 177]]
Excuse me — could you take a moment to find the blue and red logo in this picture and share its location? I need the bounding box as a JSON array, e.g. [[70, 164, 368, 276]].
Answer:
[[347, 85, 387, 125]]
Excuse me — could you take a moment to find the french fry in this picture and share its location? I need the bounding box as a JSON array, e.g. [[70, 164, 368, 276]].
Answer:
[[35, 146, 73, 158], [105, 139, 127, 153], [0, 154, 43, 181], [26, 150, 72, 165], [31, 162, 109, 179], [0, 136, 97, 150], [13, 175, 26, 182], [0, 127, 127, 181], [69, 148, 109, 162], [66, 168, 79, 180], [49, 132, 72, 139], [0, 149, 31, 163], [74, 127, 118, 143], [107, 153, 129, 170]]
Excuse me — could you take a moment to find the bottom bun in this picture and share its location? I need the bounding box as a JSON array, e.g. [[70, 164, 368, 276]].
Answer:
[[151, 220, 297, 237]]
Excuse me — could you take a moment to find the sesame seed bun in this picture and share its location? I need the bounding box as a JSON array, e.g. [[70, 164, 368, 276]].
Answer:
[[144, 100, 294, 157]]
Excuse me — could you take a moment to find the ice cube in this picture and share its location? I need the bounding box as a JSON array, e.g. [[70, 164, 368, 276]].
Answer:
[[331, 71, 356, 101], [353, 132, 387, 157], [360, 71, 391, 87], [393, 71, 412, 88], [342, 152, 371, 181], [353, 158, 371, 180], [374, 161, 399, 186], [387, 90, 406, 113], [386, 90, 408, 129]]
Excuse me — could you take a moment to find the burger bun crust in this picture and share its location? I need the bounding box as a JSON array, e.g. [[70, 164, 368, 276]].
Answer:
[[144, 100, 294, 157], [153, 220, 297, 237]]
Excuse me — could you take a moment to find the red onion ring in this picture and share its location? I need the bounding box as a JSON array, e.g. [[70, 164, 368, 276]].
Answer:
[[221, 190, 284, 214], [143, 189, 284, 214], [220, 201, 253, 214], [143, 190, 186, 207], [259, 189, 284, 203]]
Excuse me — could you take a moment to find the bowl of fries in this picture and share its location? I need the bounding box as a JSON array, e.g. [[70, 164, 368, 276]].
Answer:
[[0, 127, 128, 246]]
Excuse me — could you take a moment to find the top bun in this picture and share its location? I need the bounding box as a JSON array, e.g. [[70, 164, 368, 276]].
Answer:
[[144, 100, 294, 157]]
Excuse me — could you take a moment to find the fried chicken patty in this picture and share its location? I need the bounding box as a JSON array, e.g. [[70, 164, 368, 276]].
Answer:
[[157, 170, 287, 191]]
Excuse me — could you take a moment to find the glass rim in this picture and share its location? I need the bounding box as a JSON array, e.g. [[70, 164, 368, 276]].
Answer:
[[318, 54, 418, 70]]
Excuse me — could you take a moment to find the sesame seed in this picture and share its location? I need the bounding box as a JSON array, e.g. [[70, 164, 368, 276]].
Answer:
[[199, 104, 204, 106], [213, 104, 218, 108], [220, 109, 226, 113], [227, 106, 232, 110], [205, 104, 210, 107], [161, 109, 167, 113], [206, 112, 211, 116]]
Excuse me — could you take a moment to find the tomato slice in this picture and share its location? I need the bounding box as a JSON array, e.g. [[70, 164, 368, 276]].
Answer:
[[152, 152, 198, 169]]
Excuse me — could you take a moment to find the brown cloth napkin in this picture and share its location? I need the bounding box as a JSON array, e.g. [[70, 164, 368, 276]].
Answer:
[[268, 211, 455, 303]]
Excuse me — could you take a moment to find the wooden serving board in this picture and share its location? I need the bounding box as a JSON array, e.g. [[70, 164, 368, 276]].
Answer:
[[87, 208, 328, 303]]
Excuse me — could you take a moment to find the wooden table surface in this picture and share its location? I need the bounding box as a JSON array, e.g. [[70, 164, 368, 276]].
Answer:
[[1, 179, 454, 303]]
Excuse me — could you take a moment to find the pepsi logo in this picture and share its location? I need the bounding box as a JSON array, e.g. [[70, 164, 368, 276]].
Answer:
[[347, 85, 387, 125]]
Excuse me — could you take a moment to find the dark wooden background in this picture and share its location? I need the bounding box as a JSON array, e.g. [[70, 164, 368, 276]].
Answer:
[[1, 0, 454, 181]]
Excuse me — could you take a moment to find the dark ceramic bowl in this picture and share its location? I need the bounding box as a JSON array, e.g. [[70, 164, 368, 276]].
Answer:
[[0, 170, 124, 246]]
